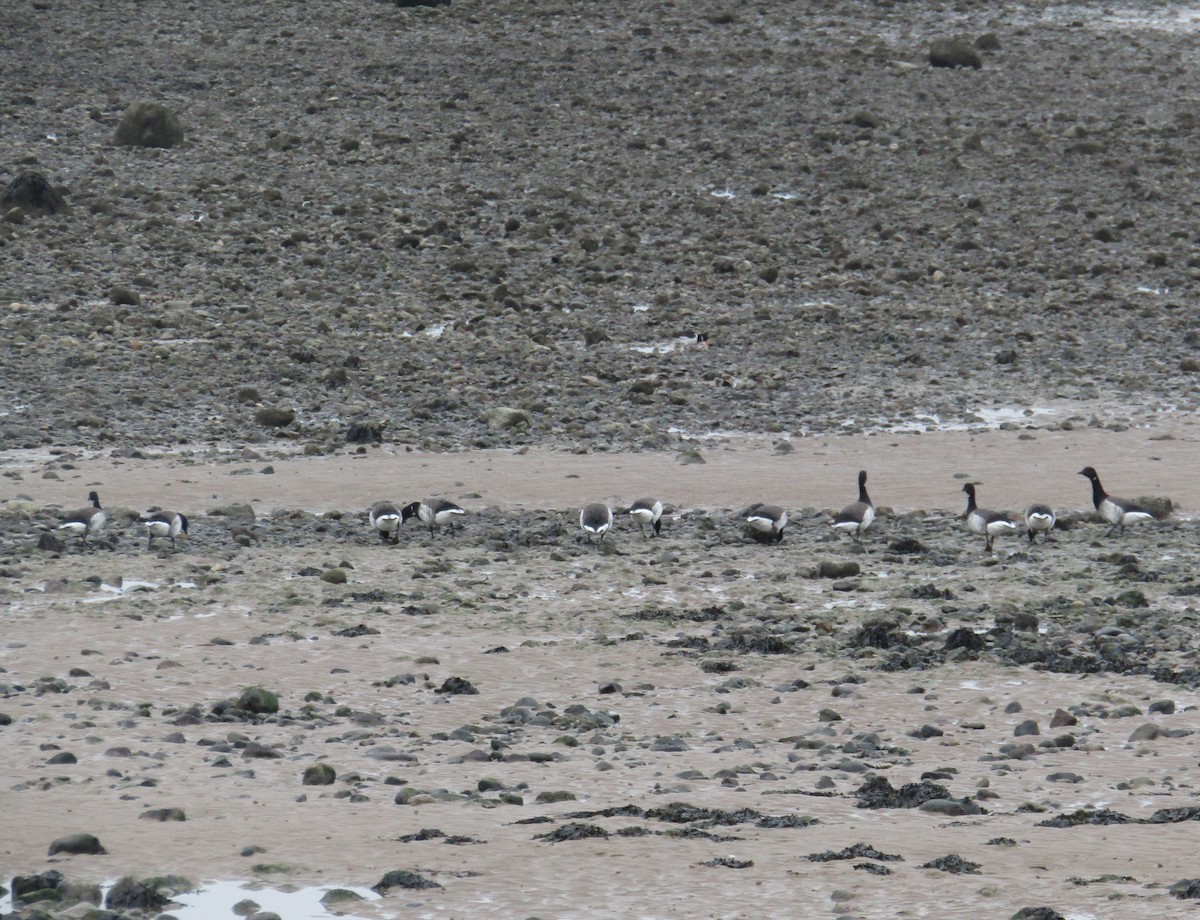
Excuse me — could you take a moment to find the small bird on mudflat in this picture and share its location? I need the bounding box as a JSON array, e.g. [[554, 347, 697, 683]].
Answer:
[[962, 483, 1016, 552], [629, 498, 663, 537], [1079, 466, 1155, 536], [1023, 504, 1056, 543], [145, 510, 189, 550], [58, 491, 105, 546], [580, 503, 614, 542], [402, 499, 466, 536], [746, 504, 788, 544], [368, 501, 402, 544], [832, 470, 875, 543]]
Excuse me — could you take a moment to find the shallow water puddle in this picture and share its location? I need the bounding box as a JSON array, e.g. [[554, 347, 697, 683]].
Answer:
[[170, 880, 385, 919], [0, 880, 386, 919]]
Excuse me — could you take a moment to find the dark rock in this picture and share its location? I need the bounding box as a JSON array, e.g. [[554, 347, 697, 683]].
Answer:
[[372, 869, 441, 893], [853, 619, 898, 649], [345, 421, 384, 444], [303, 764, 337, 785], [439, 676, 479, 695], [47, 832, 106, 856], [11, 870, 65, 905], [1172, 879, 1200, 899], [1049, 708, 1077, 727], [944, 627, 984, 653], [108, 285, 141, 306], [105, 877, 172, 912], [854, 776, 952, 809], [320, 568, 348, 585], [975, 32, 1001, 51], [1013, 719, 1039, 736], [47, 751, 77, 764], [236, 686, 279, 714], [1011, 910, 1066, 920], [887, 536, 926, 554], [114, 101, 184, 148], [254, 407, 296, 428], [1, 171, 67, 216], [930, 38, 982, 69]]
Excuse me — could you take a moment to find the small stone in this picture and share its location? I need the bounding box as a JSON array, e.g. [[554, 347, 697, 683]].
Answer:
[[254, 407, 296, 428], [1129, 723, 1165, 742], [108, 285, 141, 306], [1014, 719, 1039, 737], [320, 568, 347, 585], [818, 560, 860, 578], [114, 100, 184, 148], [484, 406, 531, 430], [1049, 708, 1077, 728], [930, 38, 982, 69]]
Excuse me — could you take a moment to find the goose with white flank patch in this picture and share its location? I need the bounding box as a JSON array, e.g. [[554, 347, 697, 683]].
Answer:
[[1079, 466, 1155, 536], [961, 483, 1017, 552], [832, 470, 875, 543], [145, 510, 189, 550], [629, 498, 663, 538], [746, 504, 788, 544], [368, 501, 402, 544], [402, 499, 466, 536], [58, 491, 105, 546], [580, 503, 614, 542], [1023, 504, 1056, 544]]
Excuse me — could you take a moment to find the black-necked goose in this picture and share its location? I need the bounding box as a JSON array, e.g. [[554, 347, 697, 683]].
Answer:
[[145, 510, 189, 550], [746, 504, 787, 544], [1079, 466, 1154, 536], [580, 502, 614, 542], [629, 497, 663, 537], [57, 491, 105, 546], [402, 499, 466, 536], [962, 483, 1016, 551], [832, 470, 875, 543], [368, 501, 402, 544], [1023, 503, 1056, 544]]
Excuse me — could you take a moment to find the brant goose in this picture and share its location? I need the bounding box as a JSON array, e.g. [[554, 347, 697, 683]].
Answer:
[[58, 491, 105, 546], [145, 510, 189, 550], [402, 499, 466, 536], [961, 483, 1016, 551], [831, 470, 875, 543], [368, 501, 402, 544], [1023, 503, 1056, 543], [580, 502, 614, 542], [1079, 466, 1154, 536], [746, 504, 787, 544], [629, 497, 663, 537]]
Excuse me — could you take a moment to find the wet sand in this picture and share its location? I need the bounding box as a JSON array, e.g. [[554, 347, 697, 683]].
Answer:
[[8, 420, 1199, 517], [3, 430, 1200, 919]]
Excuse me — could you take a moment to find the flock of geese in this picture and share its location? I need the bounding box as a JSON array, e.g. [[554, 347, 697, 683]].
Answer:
[[53, 466, 1157, 553]]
